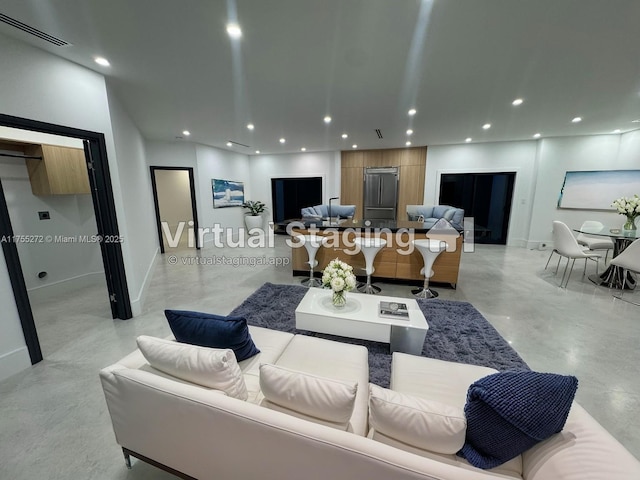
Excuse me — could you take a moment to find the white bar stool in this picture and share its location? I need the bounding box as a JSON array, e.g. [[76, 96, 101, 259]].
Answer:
[[412, 239, 448, 298], [354, 237, 387, 294], [300, 235, 326, 287]]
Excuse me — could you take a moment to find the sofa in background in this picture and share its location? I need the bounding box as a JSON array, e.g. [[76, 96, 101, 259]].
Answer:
[[301, 204, 356, 219], [99, 326, 640, 480], [406, 204, 464, 230]]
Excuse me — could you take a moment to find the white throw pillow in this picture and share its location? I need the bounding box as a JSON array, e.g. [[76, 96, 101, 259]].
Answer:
[[368, 384, 466, 454], [136, 335, 248, 400], [259, 363, 357, 429]]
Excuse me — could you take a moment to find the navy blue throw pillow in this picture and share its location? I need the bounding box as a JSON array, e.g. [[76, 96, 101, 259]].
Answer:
[[164, 310, 260, 362], [458, 371, 578, 470]]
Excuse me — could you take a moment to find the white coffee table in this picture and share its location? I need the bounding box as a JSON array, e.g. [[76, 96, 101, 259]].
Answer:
[[295, 288, 429, 355]]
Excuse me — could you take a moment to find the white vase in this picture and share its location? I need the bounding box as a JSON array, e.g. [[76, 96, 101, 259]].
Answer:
[[244, 215, 263, 235]]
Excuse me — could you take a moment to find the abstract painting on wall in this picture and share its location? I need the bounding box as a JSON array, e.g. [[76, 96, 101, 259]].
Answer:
[[212, 179, 245, 208], [557, 170, 640, 209]]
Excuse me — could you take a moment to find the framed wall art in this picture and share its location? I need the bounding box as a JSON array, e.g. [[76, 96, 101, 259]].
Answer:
[[557, 170, 640, 209], [212, 178, 245, 208]]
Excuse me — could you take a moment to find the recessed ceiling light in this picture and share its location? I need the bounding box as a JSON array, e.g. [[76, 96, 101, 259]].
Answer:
[[279, 138, 286, 144], [255, 150, 260, 154], [352, 144, 358, 149], [533, 133, 541, 138], [94, 57, 110, 67], [405, 141, 412, 146], [301, 147, 306, 151], [182, 130, 191, 136], [341, 133, 348, 139], [323, 116, 332, 124], [571, 117, 582, 123], [632, 119, 640, 123], [226, 24, 242, 39], [406, 129, 413, 135], [482, 123, 491, 130], [465, 138, 472, 143], [226, 141, 233, 147], [247, 123, 254, 130], [512, 98, 524, 106], [613, 129, 621, 134], [408, 108, 417, 116]]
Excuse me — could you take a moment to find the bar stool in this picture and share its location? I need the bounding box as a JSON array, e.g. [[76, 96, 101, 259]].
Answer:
[[412, 239, 448, 298], [354, 237, 387, 294], [300, 235, 326, 287]]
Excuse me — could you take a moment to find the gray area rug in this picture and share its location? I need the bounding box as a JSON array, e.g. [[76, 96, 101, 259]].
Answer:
[[230, 282, 529, 387]]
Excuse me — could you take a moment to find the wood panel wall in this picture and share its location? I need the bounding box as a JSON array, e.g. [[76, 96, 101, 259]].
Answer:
[[340, 146, 426, 220]]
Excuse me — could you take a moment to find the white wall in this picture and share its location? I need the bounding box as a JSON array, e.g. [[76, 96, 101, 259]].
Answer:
[[106, 88, 159, 315], [424, 141, 539, 246], [528, 134, 638, 246], [249, 151, 341, 222], [196, 144, 252, 237], [0, 160, 103, 290]]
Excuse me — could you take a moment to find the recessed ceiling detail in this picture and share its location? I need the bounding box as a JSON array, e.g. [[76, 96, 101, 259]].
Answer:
[[0, 13, 70, 46], [3, 2, 639, 154], [375, 129, 383, 139]]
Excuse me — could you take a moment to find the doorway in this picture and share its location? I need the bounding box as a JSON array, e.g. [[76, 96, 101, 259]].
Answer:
[[150, 166, 199, 253], [439, 172, 515, 245], [0, 113, 132, 365], [271, 177, 323, 224]]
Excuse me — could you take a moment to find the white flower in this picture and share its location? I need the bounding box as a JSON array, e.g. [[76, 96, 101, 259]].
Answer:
[[321, 258, 356, 293], [331, 276, 345, 292], [612, 195, 640, 220]]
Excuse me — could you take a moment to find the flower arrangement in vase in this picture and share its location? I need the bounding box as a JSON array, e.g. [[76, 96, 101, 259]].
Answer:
[[611, 195, 640, 231], [321, 258, 357, 307]]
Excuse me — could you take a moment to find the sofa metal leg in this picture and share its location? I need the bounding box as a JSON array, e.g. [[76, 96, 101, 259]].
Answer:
[[123, 448, 132, 469]]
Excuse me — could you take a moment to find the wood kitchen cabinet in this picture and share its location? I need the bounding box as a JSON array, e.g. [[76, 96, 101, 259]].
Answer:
[[24, 144, 90, 195]]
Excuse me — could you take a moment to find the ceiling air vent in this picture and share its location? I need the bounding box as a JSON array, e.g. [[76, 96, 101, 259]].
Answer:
[[226, 140, 250, 148], [375, 129, 383, 139], [0, 13, 71, 47]]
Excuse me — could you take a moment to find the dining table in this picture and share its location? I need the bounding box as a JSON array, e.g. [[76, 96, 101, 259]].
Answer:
[[573, 225, 639, 289]]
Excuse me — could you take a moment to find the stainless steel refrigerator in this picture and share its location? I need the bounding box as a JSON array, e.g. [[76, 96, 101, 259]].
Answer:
[[363, 167, 398, 220]]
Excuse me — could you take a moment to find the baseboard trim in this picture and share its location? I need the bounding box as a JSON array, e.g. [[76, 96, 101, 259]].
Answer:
[[27, 271, 105, 292], [0, 346, 31, 382]]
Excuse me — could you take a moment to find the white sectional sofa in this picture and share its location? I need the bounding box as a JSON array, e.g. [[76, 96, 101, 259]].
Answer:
[[100, 326, 640, 480]]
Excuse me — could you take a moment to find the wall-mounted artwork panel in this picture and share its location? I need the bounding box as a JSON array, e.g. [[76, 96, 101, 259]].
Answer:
[[212, 178, 244, 208], [558, 170, 640, 209]]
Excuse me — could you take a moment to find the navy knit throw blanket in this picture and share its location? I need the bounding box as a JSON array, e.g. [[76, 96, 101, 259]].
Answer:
[[458, 371, 578, 469]]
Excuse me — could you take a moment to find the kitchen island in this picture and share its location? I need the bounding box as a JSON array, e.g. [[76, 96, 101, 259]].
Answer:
[[287, 219, 464, 288]]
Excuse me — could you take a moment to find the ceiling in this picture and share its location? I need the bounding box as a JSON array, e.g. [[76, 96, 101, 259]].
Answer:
[[1, 0, 640, 155]]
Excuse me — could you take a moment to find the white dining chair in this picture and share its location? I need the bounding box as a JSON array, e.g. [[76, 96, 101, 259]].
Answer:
[[549, 221, 601, 288], [576, 220, 614, 263], [610, 238, 640, 305]]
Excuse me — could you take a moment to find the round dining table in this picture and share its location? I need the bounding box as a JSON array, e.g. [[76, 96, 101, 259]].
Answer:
[[573, 225, 639, 289]]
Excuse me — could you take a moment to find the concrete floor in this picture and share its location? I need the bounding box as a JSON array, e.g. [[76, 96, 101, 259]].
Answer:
[[0, 237, 638, 479]]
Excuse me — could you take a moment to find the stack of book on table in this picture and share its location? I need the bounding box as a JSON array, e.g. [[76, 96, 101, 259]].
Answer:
[[378, 301, 409, 320]]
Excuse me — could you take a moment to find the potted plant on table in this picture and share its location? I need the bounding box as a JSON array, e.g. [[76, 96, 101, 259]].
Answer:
[[242, 200, 266, 234]]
